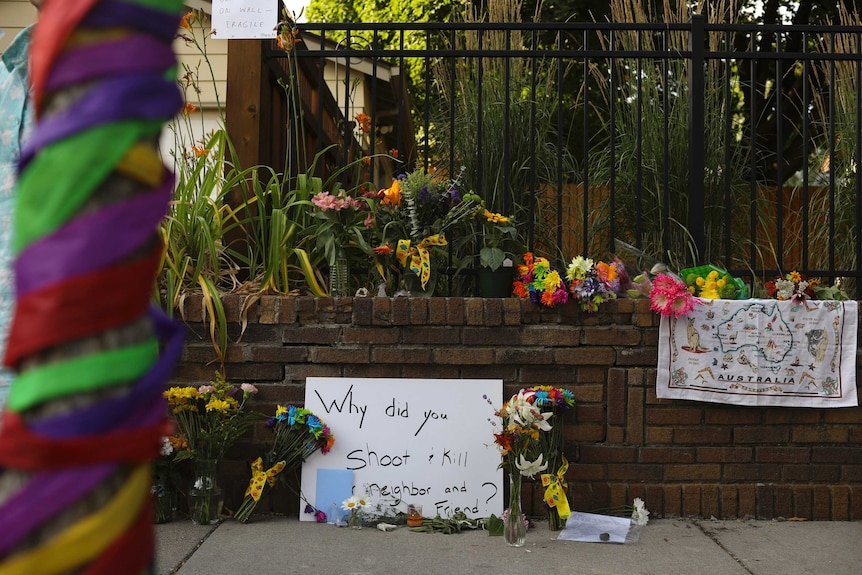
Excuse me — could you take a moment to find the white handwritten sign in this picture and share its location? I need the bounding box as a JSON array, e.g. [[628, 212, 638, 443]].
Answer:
[[300, 377, 504, 521], [211, 0, 277, 40]]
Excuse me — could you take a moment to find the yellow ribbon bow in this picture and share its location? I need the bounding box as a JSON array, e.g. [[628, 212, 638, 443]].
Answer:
[[541, 455, 571, 519], [395, 234, 447, 288], [244, 457, 287, 502]]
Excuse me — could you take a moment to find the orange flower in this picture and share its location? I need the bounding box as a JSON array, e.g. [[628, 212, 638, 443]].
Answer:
[[373, 244, 393, 255], [276, 29, 301, 49], [494, 432, 513, 454], [389, 148, 399, 158], [355, 113, 371, 133], [381, 179, 401, 206], [361, 155, 371, 166], [182, 102, 198, 116], [192, 145, 209, 157], [179, 12, 194, 30], [512, 281, 528, 298]]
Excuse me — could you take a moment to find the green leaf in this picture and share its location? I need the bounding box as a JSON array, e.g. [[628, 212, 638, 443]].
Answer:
[[486, 514, 504, 536]]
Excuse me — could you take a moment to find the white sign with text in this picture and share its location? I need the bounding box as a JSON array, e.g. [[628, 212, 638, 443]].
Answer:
[[300, 377, 504, 521], [211, 0, 277, 39]]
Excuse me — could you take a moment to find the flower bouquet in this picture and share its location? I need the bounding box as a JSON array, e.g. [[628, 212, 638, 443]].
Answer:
[[681, 266, 747, 299], [565, 256, 620, 312], [234, 404, 335, 523], [151, 436, 184, 523], [513, 252, 568, 307], [490, 389, 554, 546], [164, 373, 260, 524], [374, 166, 478, 293], [764, 270, 848, 302], [521, 386, 575, 530], [309, 189, 375, 296]]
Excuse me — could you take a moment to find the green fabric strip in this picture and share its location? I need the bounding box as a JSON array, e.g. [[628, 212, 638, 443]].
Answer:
[[124, 0, 185, 12], [8, 338, 159, 412], [14, 120, 162, 253]]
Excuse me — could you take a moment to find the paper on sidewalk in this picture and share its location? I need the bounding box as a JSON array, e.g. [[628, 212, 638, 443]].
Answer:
[[557, 512, 634, 543]]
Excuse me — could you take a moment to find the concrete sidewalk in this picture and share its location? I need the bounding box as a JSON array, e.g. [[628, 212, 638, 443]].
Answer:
[[156, 515, 862, 575]]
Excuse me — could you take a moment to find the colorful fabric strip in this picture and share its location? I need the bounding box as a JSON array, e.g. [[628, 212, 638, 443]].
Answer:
[[45, 35, 175, 92], [15, 178, 172, 297], [29, 308, 184, 438], [0, 464, 114, 555], [21, 75, 181, 166], [81, 0, 183, 43], [3, 245, 161, 367], [15, 122, 160, 251], [0, 410, 162, 470], [0, 464, 149, 575], [81, 501, 154, 575], [28, 0, 101, 110], [8, 338, 158, 412]]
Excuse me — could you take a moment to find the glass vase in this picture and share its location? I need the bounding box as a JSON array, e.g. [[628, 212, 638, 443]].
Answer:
[[504, 472, 526, 547], [188, 459, 224, 525], [329, 247, 350, 297], [348, 510, 362, 529], [152, 479, 176, 524]]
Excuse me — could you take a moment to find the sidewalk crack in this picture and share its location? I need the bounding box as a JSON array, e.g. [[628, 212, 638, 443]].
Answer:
[[692, 519, 756, 575]]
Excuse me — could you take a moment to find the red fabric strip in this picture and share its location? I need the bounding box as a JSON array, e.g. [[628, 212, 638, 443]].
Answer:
[[0, 412, 162, 470], [4, 245, 161, 368], [82, 496, 153, 575], [30, 0, 102, 112]]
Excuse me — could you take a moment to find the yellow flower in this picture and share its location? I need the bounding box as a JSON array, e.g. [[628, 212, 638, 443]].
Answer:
[[484, 210, 509, 224], [206, 398, 231, 413], [789, 271, 802, 283], [708, 270, 719, 279], [696, 277, 705, 287], [382, 179, 401, 206], [275, 405, 288, 417]]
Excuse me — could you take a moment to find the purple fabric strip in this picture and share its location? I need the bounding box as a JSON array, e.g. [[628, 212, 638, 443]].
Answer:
[[0, 464, 115, 555], [21, 74, 181, 166], [45, 35, 175, 93], [29, 309, 185, 438], [81, 0, 182, 43], [15, 176, 174, 297]]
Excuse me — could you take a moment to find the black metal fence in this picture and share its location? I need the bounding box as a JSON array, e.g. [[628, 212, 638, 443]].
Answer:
[[275, 17, 862, 297]]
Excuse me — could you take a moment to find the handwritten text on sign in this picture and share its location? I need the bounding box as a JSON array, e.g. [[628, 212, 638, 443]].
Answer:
[[211, 0, 277, 40], [300, 378, 504, 520]]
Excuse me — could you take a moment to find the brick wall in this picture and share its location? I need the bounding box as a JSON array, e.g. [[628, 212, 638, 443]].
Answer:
[[170, 294, 862, 520]]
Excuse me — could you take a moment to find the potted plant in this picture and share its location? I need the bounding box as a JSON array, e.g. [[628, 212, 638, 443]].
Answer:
[[469, 203, 522, 297]]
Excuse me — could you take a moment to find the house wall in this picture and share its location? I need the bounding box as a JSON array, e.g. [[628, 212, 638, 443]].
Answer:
[[170, 294, 862, 521], [0, 1, 37, 54], [4, 3, 227, 164]]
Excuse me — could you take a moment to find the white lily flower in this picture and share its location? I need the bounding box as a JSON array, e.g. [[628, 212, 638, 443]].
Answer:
[[515, 453, 548, 478]]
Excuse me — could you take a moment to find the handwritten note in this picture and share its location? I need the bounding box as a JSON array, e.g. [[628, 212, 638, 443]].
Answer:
[[299, 378, 504, 521], [211, 0, 277, 40]]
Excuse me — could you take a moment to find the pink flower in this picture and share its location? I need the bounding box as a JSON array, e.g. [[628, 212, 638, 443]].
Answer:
[[311, 192, 338, 211], [241, 383, 258, 395], [198, 385, 215, 394], [649, 273, 699, 318], [364, 213, 375, 228]]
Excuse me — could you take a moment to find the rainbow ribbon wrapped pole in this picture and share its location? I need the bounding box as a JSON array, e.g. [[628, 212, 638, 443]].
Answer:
[[0, 0, 184, 572]]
